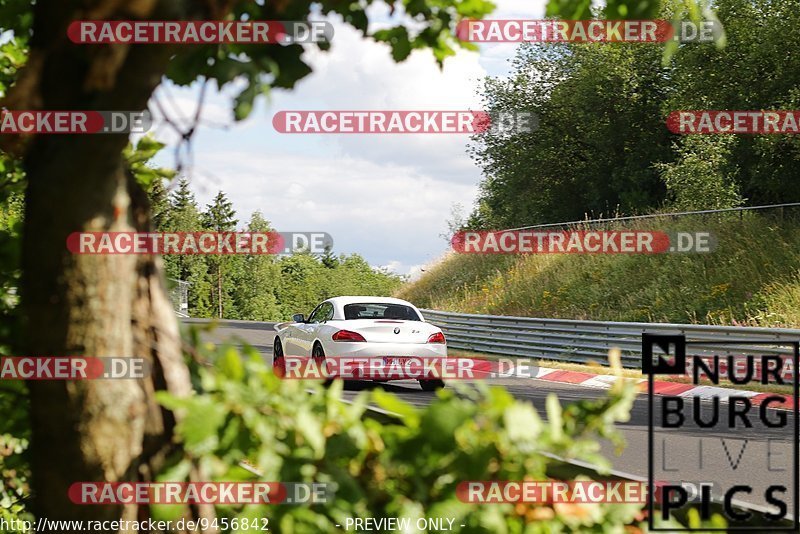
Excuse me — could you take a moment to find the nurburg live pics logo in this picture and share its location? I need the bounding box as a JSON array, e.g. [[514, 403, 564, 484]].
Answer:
[[643, 334, 799, 531]]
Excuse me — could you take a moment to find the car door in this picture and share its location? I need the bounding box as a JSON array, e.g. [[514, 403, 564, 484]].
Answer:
[[284, 303, 321, 356], [296, 302, 331, 355], [304, 301, 333, 355]]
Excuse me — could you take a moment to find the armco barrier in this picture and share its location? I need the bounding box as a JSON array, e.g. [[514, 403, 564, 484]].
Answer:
[[421, 309, 800, 369]]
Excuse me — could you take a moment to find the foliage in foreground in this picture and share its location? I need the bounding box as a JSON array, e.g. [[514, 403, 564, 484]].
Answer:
[[151, 334, 660, 533], [1, 329, 727, 532]]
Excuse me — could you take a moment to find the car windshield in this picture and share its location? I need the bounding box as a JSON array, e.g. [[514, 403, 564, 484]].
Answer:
[[343, 303, 421, 321]]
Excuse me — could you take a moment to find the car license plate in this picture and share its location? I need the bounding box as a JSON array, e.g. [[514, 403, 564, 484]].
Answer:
[[383, 356, 411, 366]]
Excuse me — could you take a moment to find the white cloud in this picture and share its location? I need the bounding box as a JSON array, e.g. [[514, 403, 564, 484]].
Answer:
[[264, 21, 488, 185], [194, 150, 477, 267]]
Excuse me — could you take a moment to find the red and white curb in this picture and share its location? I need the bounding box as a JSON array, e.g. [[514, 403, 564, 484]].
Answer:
[[528, 367, 795, 411]]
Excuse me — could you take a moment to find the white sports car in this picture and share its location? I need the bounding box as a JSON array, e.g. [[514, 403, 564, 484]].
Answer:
[[273, 296, 447, 390]]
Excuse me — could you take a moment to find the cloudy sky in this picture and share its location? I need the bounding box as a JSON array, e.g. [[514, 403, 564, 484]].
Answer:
[[149, 0, 546, 279]]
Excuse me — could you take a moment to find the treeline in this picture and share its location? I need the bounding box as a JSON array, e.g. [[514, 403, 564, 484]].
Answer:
[[147, 178, 402, 321], [467, 0, 800, 229]]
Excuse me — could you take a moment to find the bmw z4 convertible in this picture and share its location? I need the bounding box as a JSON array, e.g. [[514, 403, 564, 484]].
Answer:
[[273, 296, 447, 390]]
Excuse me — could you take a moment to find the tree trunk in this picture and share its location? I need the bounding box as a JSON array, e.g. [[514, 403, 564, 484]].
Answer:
[[18, 1, 213, 529]]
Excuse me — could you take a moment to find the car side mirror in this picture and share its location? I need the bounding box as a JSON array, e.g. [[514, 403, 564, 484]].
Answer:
[[292, 313, 305, 323]]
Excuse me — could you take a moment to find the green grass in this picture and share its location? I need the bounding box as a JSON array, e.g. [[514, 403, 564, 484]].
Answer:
[[399, 212, 800, 327]]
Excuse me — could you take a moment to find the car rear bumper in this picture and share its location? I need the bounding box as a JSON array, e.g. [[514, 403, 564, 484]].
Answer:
[[277, 342, 449, 381], [323, 341, 447, 359]]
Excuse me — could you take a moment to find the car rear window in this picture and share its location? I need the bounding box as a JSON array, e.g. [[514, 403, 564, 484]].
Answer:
[[343, 303, 421, 321]]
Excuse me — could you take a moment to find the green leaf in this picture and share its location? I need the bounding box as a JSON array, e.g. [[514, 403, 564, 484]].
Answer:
[[371, 389, 420, 426], [347, 8, 369, 33], [178, 396, 228, 454], [545, 0, 593, 20], [234, 80, 258, 121], [296, 407, 326, 457], [155, 390, 190, 411], [604, 0, 661, 19], [546, 393, 564, 441], [156, 458, 192, 482], [420, 397, 476, 450], [457, 0, 497, 18], [219, 345, 245, 381], [390, 29, 413, 62]]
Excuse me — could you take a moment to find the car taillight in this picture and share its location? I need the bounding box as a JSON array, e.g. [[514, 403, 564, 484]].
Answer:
[[427, 332, 446, 344], [332, 330, 367, 342]]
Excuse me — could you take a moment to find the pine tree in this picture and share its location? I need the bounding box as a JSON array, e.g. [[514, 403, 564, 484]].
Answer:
[[172, 178, 195, 212], [319, 244, 339, 269], [166, 179, 212, 317], [203, 191, 238, 231], [247, 210, 271, 232], [203, 191, 238, 318], [169, 178, 204, 234], [147, 178, 171, 231]]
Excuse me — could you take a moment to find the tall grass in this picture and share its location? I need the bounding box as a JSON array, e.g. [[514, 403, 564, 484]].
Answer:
[[398, 212, 800, 327]]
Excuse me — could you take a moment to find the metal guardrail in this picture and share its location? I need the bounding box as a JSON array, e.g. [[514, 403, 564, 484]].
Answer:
[[505, 201, 800, 232], [421, 309, 800, 368]]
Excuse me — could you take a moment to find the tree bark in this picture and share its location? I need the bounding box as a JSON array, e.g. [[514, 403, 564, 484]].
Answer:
[[17, 0, 213, 529]]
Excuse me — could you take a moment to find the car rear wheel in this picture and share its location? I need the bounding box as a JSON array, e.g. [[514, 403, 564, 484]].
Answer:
[[312, 342, 325, 364], [419, 379, 445, 391], [273, 338, 286, 378], [312, 343, 333, 386]]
